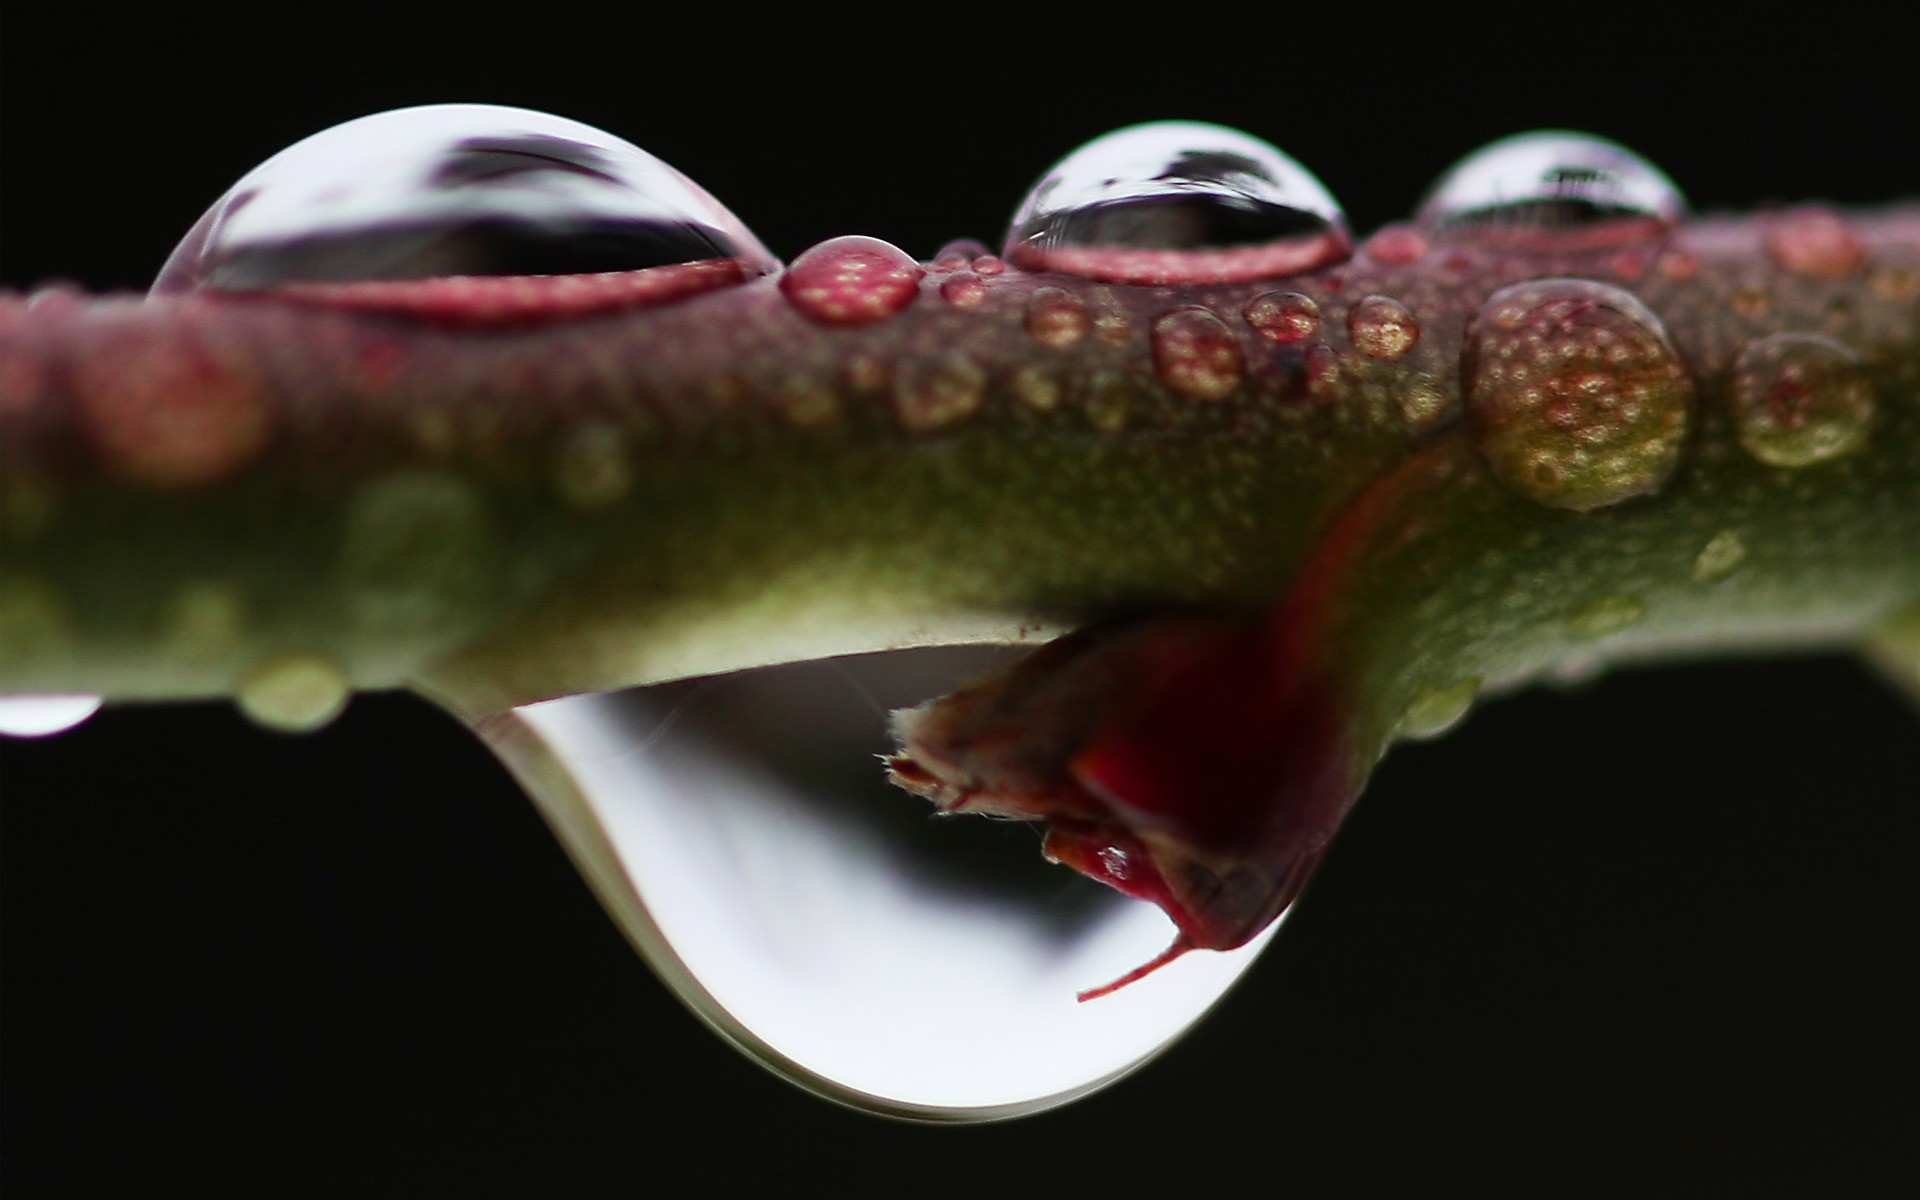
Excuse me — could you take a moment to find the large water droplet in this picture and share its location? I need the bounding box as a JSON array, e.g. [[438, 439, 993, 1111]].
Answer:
[[473, 648, 1277, 1119], [0, 694, 102, 738], [1463, 278, 1695, 511], [153, 104, 778, 298], [1418, 131, 1684, 247], [1004, 121, 1350, 284], [1730, 333, 1876, 467]]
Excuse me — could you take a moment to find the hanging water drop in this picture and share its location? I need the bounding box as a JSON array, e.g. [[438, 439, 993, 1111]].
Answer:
[[152, 104, 778, 317], [1418, 131, 1684, 248], [0, 694, 103, 738], [472, 649, 1276, 1119], [1003, 121, 1351, 284]]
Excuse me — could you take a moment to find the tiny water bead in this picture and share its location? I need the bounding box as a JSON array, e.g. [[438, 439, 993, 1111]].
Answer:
[[1418, 131, 1685, 247], [152, 104, 777, 314], [235, 654, 350, 732], [1463, 278, 1695, 511], [780, 236, 923, 327], [891, 352, 987, 433], [1003, 121, 1351, 285], [1692, 530, 1749, 583], [1730, 333, 1875, 467], [1566, 594, 1648, 640], [1025, 286, 1092, 349]]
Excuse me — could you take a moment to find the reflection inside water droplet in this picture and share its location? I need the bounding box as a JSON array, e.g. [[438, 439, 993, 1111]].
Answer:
[[473, 646, 1277, 1119], [1418, 130, 1684, 247], [153, 104, 779, 294]]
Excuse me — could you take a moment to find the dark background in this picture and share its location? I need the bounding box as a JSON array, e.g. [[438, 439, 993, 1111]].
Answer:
[[3, 3, 1916, 1194]]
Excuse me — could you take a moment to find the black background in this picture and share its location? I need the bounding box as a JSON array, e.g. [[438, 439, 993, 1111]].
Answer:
[[3, 3, 1917, 1194]]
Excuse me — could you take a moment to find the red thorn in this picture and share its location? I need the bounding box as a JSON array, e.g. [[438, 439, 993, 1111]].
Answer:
[[1075, 935, 1194, 1003]]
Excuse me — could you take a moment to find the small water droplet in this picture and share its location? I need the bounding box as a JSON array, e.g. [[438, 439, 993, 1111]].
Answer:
[[553, 423, 633, 508], [892, 352, 986, 433], [1463, 278, 1694, 511], [474, 649, 1277, 1118], [1004, 121, 1350, 284], [1397, 377, 1453, 431], [1763, 208, 1866, 279], [1729, 332, 1875, 467], [1400, 677, 1481, 740], [1418, 131, 1684, 247], [153, 104, 778, 304], [1304, 342, 1346, 399], [772, 378, 842, 430], [939, 273, 989, 308], [1364, 224, 1429, 265], [1025, 286, 1091, 349], [781, 236, 924, 326], [1692, 530, 1748, 583], [1010, 365, 1063, 412], [0, 694, 103, 738], [1243, 291, 1321, 344], [933, 238, 991, 268], [1151, 307, 1245, 401], [1348, 294, 1419, 360], [237, 654, 350, 732], [1566, 594, 1647, 641]]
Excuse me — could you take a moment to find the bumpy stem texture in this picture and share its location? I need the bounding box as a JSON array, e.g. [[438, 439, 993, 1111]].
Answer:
[[2, 210, 1917, 725]]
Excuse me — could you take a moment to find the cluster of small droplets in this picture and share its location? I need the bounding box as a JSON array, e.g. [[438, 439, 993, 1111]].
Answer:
[[1347, 295, 1419, 360], [1463, 278, 1694, 511]]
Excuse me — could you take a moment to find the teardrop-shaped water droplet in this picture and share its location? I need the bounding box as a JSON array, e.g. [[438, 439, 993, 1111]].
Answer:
[[153, 104, 778, 299], [1418, 131, 1684, 247], [0, 694, 103, 738], [1463, 278, 1695, 511], [472, 648, 1277, 1119], [1004, 121, 1351, 284]]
